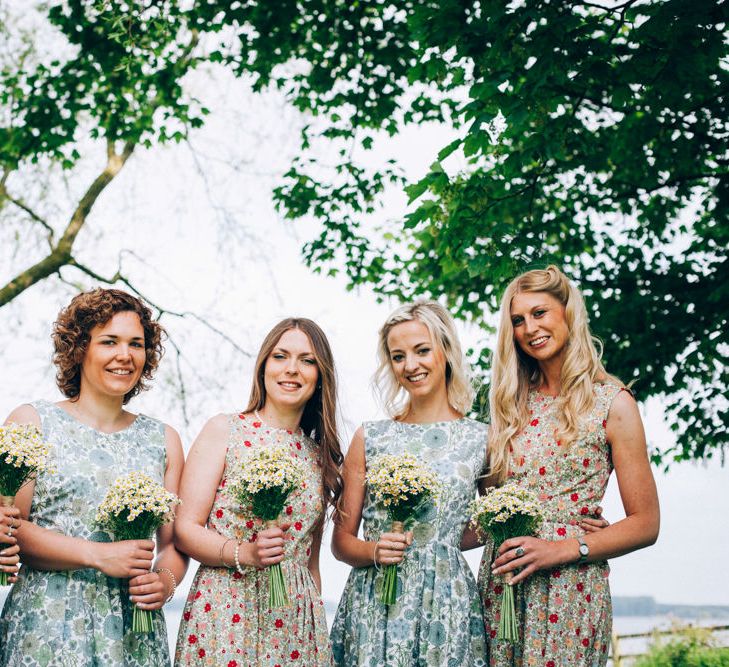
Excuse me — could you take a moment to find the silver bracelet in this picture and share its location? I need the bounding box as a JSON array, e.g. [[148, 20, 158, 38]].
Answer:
[[233, 541, 245, 575], [373, 541, 382, 571], [154, 567, 177, 603]]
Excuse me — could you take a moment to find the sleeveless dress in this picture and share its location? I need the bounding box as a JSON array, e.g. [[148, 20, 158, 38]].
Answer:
[[174, 413, 332, 667], [478, 384, 625, 666], [330, 418, 489, 667], [0, 400, 170, 667]]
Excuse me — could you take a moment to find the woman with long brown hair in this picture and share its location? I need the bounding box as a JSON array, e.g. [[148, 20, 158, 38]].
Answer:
[[174, 318, 343, 666], [478, 265, 659, 666]]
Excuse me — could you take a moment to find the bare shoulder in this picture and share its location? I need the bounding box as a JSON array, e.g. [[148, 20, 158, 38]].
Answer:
[[163, 423, 184, 459], [188, 413, 232, 455], [607, 388, 640, 422], [4, 403, 41, 427]]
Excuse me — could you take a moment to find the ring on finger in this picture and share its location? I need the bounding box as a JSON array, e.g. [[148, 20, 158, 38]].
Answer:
[[7, 526, 12, 537], [515, 546, 525, 558]]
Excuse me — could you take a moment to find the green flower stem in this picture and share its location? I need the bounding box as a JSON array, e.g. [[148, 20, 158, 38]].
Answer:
[[132, 606, 153, 634], [380, 520, 404, 606], [498, 572, 519, 643], [0, 495, 14, 586], [266, 519, 289, 609], [381, 563, 399, 605], [268, 562, 289, 608]]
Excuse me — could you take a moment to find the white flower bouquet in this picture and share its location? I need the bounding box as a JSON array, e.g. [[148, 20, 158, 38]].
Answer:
[[366, 452, 441, 605], [96, 471, 180, 633], [470, 485, 543, 642], [229, 446, 307, 608], [0, 423, 54, 585]]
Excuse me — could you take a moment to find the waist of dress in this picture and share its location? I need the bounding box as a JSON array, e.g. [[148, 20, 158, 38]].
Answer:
[[365, 533, 463, 551]]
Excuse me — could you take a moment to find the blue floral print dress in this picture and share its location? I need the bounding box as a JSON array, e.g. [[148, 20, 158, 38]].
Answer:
[[0, 400, 170, 667], [330, 418, 488, 667], [478, 384, 626, 667]]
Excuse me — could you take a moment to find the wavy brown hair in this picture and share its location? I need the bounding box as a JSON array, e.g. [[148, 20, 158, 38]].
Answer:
[[52, 288, 165, 404], [245, 318, 344, 519]]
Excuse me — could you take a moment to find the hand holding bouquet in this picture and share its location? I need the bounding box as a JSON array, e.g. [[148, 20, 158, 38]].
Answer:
[[96, 471, 180, 633], [469, 485, 543, 642], [229, 446, 306, 608], [0, 423, 54, 585], [366, 452, 441, 605]]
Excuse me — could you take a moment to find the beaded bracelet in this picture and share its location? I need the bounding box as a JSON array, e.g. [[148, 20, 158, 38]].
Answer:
[[154, 567, 177, 603], [233, 541, 245, 575]]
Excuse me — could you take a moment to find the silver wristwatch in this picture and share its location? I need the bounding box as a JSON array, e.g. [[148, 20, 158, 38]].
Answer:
[[577, 537, 589, 563]]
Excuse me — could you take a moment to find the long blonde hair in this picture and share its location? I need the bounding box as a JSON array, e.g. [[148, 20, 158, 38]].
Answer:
[[488, 265, 622, 483], [374, 300, 474, 418]]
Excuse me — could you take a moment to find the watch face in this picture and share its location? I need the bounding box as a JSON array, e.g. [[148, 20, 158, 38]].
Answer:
[[579, 544, 589, 556]]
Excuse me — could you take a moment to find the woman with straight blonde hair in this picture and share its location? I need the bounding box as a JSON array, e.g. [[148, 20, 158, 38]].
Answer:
[[331, 300, 488, 666], [478, 265, 660, 666]]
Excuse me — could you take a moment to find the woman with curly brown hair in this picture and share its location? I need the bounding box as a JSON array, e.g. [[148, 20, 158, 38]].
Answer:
[[174, 318, 343, 666], [0, 288, 187, 667]]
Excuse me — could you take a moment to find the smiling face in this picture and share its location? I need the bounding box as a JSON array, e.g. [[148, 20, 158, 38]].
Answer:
[[386, 319, 448, 401], [262, 328, 319, 412], [510, 291, 570, 364], [79, 311, 147, 399]]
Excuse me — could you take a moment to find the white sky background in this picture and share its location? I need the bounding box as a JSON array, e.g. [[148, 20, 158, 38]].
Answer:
[[0, 36, 727, 612]]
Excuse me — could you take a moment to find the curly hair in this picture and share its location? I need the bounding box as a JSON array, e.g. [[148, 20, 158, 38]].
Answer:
[[52, 289, 165, 404]]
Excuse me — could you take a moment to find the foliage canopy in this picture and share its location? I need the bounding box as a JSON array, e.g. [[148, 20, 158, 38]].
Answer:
[[1, 1, 726, 463]]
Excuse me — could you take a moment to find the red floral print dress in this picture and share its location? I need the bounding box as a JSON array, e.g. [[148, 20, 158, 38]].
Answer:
[[478, 384, 626, 667], [175, 414, 332, 666]]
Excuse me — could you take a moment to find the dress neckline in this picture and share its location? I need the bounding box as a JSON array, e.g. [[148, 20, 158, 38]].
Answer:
[[47, 400, 141, 435], [394, 417, 467, 427]]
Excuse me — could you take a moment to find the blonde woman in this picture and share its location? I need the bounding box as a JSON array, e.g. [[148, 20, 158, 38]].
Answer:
[[330, 300, 488, 666], [478, 266, 659, 666]]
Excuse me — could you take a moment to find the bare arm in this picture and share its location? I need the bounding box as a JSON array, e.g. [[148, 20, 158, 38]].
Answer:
[[173, 414, 288, 570], [129, 424, 190, 610], [460, 442, 494, 551], [9, 404, 154, 577], [493, 390, 660, 584], [331, 427, 409, 568], [307, 520, 323, 594]]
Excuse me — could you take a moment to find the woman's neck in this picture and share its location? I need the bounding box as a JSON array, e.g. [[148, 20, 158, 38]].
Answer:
[[256, 402, 304, 432], [537, 355, 565, 397], [400, 390, 461, 424], [61, 389, 128, 432]]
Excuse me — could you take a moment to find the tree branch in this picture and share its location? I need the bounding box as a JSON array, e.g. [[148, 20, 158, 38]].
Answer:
[[68, 258, 254, 359], [0, 140, 135, 308]]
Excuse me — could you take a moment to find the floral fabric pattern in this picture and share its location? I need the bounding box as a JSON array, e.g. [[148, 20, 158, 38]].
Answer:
[[478, 384, 624, 667], [174, 414, 332, 667], [0, 400, 169, 667], [330, 418, 488, 667]]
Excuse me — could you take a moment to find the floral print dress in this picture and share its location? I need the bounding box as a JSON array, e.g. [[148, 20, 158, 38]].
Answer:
[[478, 383, 625, 667], [175, 413, 331, 667], [0, 400, 170, 667], [330, 418, 488, 667]]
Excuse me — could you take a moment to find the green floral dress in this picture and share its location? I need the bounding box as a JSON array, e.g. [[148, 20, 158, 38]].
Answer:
[[0, 400, 170, 667], [330, 418, 488, 667], [174, 413, 332, 667], [478, 384, 625, 667]]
